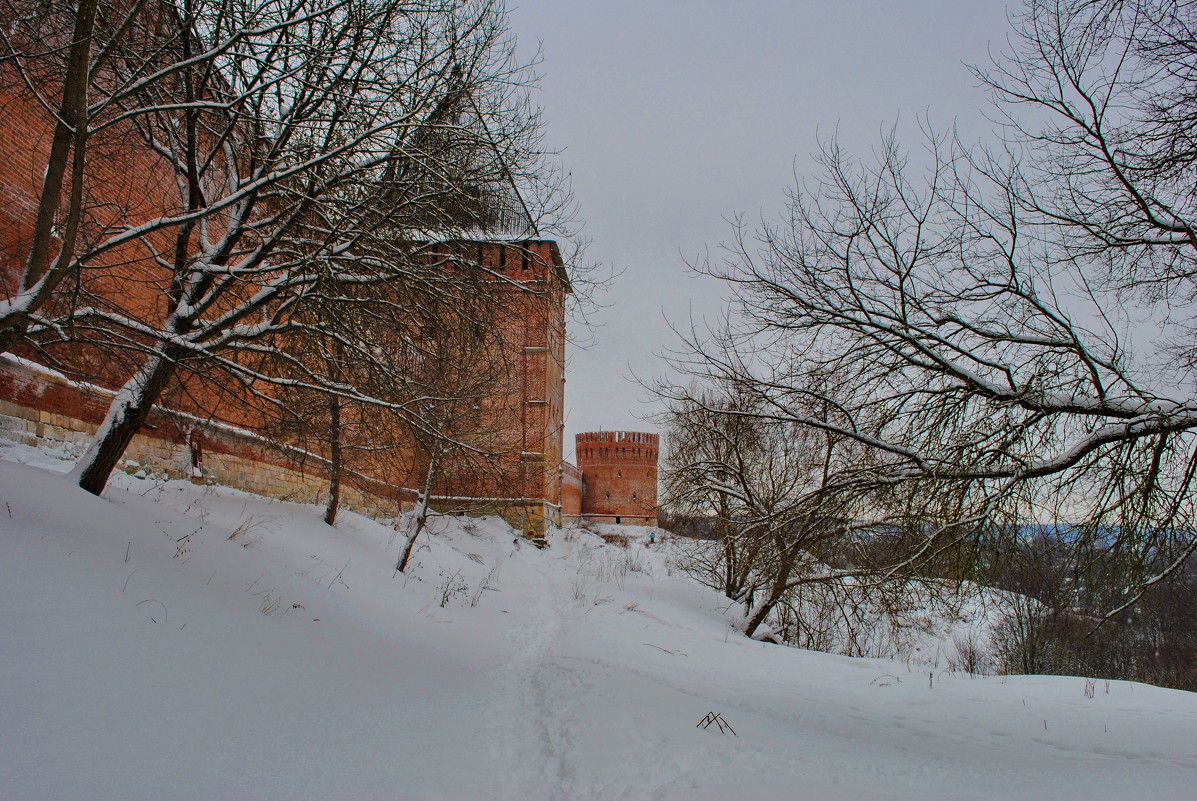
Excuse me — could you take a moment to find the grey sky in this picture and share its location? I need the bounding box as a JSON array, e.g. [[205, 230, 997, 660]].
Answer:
[[507, 1, 1013, 460]]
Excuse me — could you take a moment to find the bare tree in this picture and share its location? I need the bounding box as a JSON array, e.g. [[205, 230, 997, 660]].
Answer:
[[0, 0, 310, 350], [265, 296, 401, 528], [658, 369, 981, 646], [394, 295, 516, 571], [659, 375, 876, 639], [7, 0, 572, 496], [268, 256, 519, 535], [673, 0, 1197, 620], [0, 0, 99, 351]]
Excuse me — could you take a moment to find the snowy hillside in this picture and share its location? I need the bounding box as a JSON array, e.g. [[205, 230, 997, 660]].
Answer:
[[2, 444, 1196, 801]]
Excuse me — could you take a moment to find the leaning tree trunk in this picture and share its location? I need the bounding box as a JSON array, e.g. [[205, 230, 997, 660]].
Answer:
[[70, 349, 181, 495], [396, 452, 439, 574], [742, 534, 804, 639], [324, 397, 343, 526]]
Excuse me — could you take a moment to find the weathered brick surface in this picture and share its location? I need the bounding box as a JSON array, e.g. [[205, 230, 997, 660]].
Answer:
[[0, 243, 569, 529], [560, 460, 583, 518], [575, 431, 658, 525], [0, 356, 418, 515], [1, 58, 570, 530]]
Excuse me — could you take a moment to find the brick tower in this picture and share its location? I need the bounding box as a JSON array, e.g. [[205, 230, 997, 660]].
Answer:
[[575, 431, 658, 525]]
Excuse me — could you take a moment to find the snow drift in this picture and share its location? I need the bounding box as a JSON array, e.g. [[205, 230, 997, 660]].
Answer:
[[2, 442, 1195, 800]]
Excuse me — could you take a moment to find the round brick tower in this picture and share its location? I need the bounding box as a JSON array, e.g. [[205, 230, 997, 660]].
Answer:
[[575, 431, 659, 525]]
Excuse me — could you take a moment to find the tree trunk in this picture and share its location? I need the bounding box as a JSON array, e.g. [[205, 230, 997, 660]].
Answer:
[[396, 453, 438, 573], [324, 397, 342, 526], [0, 313, 34, 355], [742, 534, 803, 639], [743, 599, 774, 640], [0, 0, 98, 353], [70, 350, 180, 495]]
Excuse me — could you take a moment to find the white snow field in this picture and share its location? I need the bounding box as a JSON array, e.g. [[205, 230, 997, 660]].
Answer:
[[2, 443, 1196, 801]]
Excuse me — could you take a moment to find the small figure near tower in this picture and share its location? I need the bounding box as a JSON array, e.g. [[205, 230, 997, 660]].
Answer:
[[574, 431, 658, 525]]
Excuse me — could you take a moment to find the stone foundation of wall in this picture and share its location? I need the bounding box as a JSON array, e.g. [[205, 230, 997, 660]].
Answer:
[[578, 514, 656, 526], [0, 393, 407, 519], [0, 356, 566, 536]]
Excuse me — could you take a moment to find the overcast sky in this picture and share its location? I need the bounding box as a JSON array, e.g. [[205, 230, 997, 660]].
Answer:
[[507, 1, 1013, 460]]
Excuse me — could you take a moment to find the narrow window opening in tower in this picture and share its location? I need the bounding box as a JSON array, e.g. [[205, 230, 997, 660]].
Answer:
[[617, 470, 621, 477]]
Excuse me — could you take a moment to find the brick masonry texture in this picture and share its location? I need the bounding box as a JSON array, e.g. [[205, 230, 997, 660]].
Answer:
[[0, 61, 571, 534], [0, 356, 412, 517], [560, 460, 583, 518], [574, 431, 659, 525]]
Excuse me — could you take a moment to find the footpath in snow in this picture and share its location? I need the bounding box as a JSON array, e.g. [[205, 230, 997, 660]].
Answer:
[[2, 442, 1196, 800]]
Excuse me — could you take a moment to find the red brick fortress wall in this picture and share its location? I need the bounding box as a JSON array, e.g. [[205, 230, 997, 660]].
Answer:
[[0, 42, 570, 534], [436, 240, 568, 533], [0, 240, 570, 532], [575, 431, 658, 525], [0, 355, 416, 516], [560, 460, 583, 518]]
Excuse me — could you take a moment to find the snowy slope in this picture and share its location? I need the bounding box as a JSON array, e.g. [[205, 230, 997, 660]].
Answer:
[[2, 445, 1196, 801]]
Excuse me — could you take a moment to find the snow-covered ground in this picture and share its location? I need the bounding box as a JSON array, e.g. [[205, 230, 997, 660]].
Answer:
[[2, 442, 1196, 800]]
